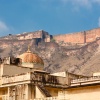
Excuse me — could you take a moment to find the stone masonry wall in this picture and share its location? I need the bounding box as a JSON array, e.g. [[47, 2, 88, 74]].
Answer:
[[54, 32, 85, 44], [85, 28, 100, 43], [17, 31, 43, 40], [53, 28, 100, 44], [0, 30, 51, 42]]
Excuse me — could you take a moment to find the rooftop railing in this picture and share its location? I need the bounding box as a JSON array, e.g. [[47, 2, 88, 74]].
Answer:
[[34, 97, 58, 100], [2, 72, 31, 84], [2, 72, 68, 87], [34, 97, 70, 100], [71, 76, 100, 84], [30, 72, 68, 86]]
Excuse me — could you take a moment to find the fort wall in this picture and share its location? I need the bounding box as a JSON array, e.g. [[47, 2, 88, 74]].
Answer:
[[1, 28, 100, 44], [0, 30, 51, 43], [53, 28, 100, 44], [17, 30, 44, 40], [54, 32, 85, 44]]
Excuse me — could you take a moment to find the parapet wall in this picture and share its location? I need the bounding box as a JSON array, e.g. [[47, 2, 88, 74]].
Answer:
[[53, 28, 100, 44]]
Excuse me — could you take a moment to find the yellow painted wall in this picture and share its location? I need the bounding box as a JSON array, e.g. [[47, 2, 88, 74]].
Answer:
[[46, 87, 61, 97], [35, 86, 46, 99], [35, 86, 61, 99], [58, 85, 100, 100]]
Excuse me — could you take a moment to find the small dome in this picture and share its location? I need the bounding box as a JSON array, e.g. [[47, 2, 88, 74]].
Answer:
[[18, 47, 44, 65], [19, 52, 44, 65]]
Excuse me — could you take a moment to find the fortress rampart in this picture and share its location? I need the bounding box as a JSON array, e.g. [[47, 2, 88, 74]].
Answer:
[[53, 28, 100, 44], [1, 28, 100, 44], [17, 30, 43, 40], [0, 30, 51, 43]]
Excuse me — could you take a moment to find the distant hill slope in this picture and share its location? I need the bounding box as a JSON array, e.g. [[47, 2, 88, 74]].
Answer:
[[0, 28, 100, 76]]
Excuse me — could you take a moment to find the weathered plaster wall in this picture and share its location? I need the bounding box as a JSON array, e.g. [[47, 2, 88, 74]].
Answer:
[[58, 85, 100, 100], [35, 86, 46, 99], [28, 85, 35, 100], [3, 65, 34, 76], [46, 87, 60, 97], [0, 87, 7, 100]]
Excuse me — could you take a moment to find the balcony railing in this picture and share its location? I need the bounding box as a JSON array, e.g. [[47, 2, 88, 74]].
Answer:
[[30, 72, 68, 86]]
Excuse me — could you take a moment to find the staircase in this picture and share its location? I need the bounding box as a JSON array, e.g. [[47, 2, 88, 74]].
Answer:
[[37, 85, 51, 97]]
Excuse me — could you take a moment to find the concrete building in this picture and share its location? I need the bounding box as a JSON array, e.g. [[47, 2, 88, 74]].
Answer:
[[0, 47, 100, 100]]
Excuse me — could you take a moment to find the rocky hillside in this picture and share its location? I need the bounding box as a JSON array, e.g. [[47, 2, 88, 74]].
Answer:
[[0, 29, 100, 76]]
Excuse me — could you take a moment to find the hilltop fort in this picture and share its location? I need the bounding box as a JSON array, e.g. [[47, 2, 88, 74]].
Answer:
[[1, 28, 100, 45]]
